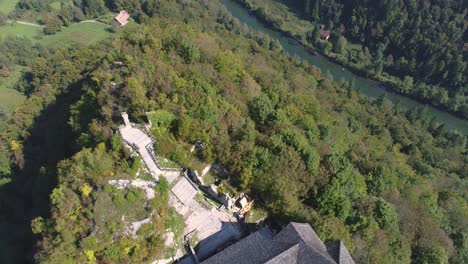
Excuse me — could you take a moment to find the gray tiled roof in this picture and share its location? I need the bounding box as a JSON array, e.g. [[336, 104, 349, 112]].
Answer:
[[326, 241, 355, 264], [264, 244, 300, 264], [337, 241, 354, 264], [201, 229, 290, 264], [201, 223, 354, 264], [274, 222, 328, 254]]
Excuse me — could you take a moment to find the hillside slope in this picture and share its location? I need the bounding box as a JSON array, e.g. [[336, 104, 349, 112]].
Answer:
[[0, 0, 466, 263], [234, 0, 467, 118]]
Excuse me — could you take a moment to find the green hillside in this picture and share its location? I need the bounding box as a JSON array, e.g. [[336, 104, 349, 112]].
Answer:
[[0, 1, 466, 264]]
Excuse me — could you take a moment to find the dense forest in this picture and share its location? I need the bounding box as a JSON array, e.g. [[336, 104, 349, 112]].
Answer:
[[235, 0, 468, 119], [0, 0, 467, 263]]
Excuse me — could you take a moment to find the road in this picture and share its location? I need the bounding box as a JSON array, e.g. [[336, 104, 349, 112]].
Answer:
[[6, 20, 44, 27]]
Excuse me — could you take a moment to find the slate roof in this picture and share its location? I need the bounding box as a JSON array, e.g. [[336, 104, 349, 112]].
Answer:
[[201, 222, 354, 264], [326, 241, 355, 264]]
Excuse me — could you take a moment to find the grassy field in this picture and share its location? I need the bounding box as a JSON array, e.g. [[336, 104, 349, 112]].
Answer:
[[0, 67, 26, 130], [0, 22, 115, 48], [0, 23, 41, 40], [41, 22, 115, 48], [49, 1, 61, 10], [0, 67, 26, 115], [0, 0, 20, 15]]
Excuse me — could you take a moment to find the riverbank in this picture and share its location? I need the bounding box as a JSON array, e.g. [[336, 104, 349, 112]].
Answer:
[[229, 0, 467, 121], [218, 0, 468, 133]]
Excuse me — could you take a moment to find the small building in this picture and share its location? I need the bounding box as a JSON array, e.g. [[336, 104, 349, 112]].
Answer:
[[115, 10, 130, 26], [320, 24, 330, 40]]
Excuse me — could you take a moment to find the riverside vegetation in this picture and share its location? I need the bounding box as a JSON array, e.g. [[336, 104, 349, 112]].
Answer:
[[233, 0, 467, 119], [0, 0, 466, 263]]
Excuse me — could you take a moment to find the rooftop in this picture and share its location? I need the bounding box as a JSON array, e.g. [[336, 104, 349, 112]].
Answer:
[[201, 222, 354, 264], [115, 10, 130, 26]]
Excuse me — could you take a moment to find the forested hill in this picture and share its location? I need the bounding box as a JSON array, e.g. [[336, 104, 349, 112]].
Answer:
[[0, 0, 466, 263], [236, 0, 467, 118]]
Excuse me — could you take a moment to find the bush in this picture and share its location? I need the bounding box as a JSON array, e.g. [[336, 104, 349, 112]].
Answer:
[[112, 193, 125, 206], [0, 12, 6, 25], [137, 222, 154, 237], [148, 110, 177, 133], [110, 133, 123, 151], [179, 39, 201, 64], [165, 208, 184, 236], [103, 184, 115, 193], [102, 243, 121, 262], [80, 236, 97, 250], [375, 198, 398, 229], [125, 190, 140, 202], [43, 18, 62, 35], [156, 177, 169, 202]]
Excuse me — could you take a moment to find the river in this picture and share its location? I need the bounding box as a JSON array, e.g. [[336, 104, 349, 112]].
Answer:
[[219, 0, 468, 134]]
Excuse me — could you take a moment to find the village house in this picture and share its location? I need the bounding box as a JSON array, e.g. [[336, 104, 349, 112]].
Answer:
[[115, 10, 130, 26], [320, 24, 330, 40]]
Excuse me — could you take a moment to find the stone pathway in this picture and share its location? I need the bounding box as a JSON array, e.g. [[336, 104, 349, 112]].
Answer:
[[119, 113, 181, 182], [171, 177, 198, 205], [119, 113, 243, 263]]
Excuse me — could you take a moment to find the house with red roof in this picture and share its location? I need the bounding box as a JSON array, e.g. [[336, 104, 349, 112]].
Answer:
[[115, 10, 130, 26], [320, 25, 330, 40]]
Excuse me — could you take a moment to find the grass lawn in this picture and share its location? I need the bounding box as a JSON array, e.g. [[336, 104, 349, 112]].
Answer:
[[49, 1, 61, 10], [0, 23, 41, 40], [137, 169, 154, 181], [40, 22, 115, 48], [157, 157, 180, 169], [0, 21, 115, 48], [93, 186, 150, 236], [194, 192, 221, 209], [0, 67, 26, 130], [245, 206, 268, 224], [201, 172, 216, 186], [0, 67, 26, 115], [0, 0, 20, 15]]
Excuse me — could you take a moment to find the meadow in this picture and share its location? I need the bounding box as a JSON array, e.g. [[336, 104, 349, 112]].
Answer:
[[0, 67, 25, 113], [0, 0, 20, 15], [0, 67, 25, 129], [0, 21, 115, 48]]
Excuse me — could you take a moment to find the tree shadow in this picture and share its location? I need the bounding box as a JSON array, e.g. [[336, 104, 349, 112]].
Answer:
[[0, 80, 85, 263]]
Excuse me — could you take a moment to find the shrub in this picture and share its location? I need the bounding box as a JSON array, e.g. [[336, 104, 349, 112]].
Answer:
[[80, 236, 97, 250], [112, 193, 125, 206], [375, 198, 398, 229], [179, 39, 201, 64]]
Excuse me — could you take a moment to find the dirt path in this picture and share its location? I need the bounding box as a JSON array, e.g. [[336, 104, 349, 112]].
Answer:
[[6, 19, 106, 28], [6, 20, 44, 27], [79, 20, 108, 25]]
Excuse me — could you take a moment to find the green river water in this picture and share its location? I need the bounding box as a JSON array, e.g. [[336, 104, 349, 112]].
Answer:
[[219, 0, 468, 134]]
